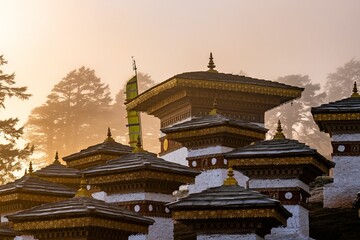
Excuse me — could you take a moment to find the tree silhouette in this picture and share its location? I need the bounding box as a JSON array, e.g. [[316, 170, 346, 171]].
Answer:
[[25, 67, 112, 163], [325, 58, 360, 102], [265, 75, 331, 157], [0, 55, 33, 183]]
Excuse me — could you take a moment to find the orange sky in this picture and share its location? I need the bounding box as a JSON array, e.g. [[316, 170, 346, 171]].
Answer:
[[1, 0, 360, 125]]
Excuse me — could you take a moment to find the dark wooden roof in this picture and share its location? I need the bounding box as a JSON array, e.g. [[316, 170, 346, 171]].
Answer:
[[0, 175, 75, 197], [174, 71, 302, 90], [225, 138, 334, 168], [34, 162, 81, 178], [312, 97, 360, 114], [7, 196, 154, 226], [161, 114, 267, 133], [167, 184, 291, 216], [83, 152, 199, 177], [63, 139, 133, 162], [126, 71, 303, 113]]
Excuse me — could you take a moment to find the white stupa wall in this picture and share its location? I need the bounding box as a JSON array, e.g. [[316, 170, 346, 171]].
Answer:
[[324, 156, 360, 208], [188, 145, 234, 158], [129, 217, 174, 240], [161, 147, 188, 166], [324, 133, 360, 208], [265, 205, 309, 240], [250, 179, 310, 239], [189, 169, 248, 194], [197, 233, 263, 240], [93, 191, 174, 240]]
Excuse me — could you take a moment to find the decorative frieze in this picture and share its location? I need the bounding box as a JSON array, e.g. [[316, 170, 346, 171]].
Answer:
[[117, 200, 171, 218], [253, 187, 309, 207], [331, 141, 360, 156]]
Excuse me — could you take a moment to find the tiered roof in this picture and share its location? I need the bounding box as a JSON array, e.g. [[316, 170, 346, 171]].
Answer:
[[63, 128, 133, 169], [0, 168, 75, 213], [7, 178, 154, 240], [168, 168, 291, 237], [126, 54, 303, 129], [34, 152, 81, 187], [83, 139, 199, 194], [312, 82, 360, 133], [225, 121, 334, 184]]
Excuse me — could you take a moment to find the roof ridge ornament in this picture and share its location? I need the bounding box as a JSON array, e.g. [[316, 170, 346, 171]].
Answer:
[[132, 135, 144, 153], [207, 52, 218, 73], [53, 151, 61, 164], [209, 98, 218, 115], [273, 120, 286, 140], [223, 167, 238, 186], [104, 127, 115, 143], [351, 81, 360, 98], [28, 162, 34, 175], [75, 174, 92, 198]]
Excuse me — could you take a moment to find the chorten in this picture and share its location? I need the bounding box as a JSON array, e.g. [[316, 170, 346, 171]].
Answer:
[[126, 53, 303, 162], [83, 137, 199, 240], [167, 168, 292, 240], [225, 120, 333, 239], [7, 176, 154, 240], [312, 82, 360, 208]]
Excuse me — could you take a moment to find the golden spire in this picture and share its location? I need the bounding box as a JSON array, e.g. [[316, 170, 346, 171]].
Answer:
[[209, 98, 218, 115], [273, 120, 285, 140], [351, 82, 360, 98], [28, 162, 34, 175], [75, 175, 92, 198], [223, 167, 238, 186], [132, 135, 144, 153], [207, 52, 218, 73], [53, 151, 61, 164], [104, 127, 115, 142]]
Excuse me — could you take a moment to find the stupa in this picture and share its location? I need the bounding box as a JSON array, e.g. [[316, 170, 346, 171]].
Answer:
[[312, 82, 360, 208]]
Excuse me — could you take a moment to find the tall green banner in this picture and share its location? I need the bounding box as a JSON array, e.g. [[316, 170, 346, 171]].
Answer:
[[125, 75, 142, 147]]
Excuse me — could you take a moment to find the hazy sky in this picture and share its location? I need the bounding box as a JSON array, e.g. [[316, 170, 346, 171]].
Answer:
[[1, 0, 360, 124]]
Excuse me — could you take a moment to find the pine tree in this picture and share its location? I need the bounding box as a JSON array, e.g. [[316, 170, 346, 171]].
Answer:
[[0, 55, 32, 183], [25, 67, 112, 163]]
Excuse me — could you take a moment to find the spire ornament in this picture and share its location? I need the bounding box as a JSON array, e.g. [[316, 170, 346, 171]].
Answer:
[[75, 175, 92, 198], [28, 162, 34, 175], [132, 135, 144, 153], [207, 52, 218, 73], [273, 120, 285, 140], [104, 127, 115, 142], [53, 151, 60, 164], [351, 82, 360, 98], [223, 167, 238, 186]]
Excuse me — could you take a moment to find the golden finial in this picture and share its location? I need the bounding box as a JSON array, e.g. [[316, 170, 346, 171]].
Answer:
[[104, 127, 115, 142], [53, 151, 60, 164], [132, 135, 144, 153], [28, 162, 33, 175], [209, 98, 218, 115], [223, 167, 238, 186], [351, 82, 360, 98], [207, 52, 218, 73], [75, 174, 92, 198], [273, 120, 285, 140]]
